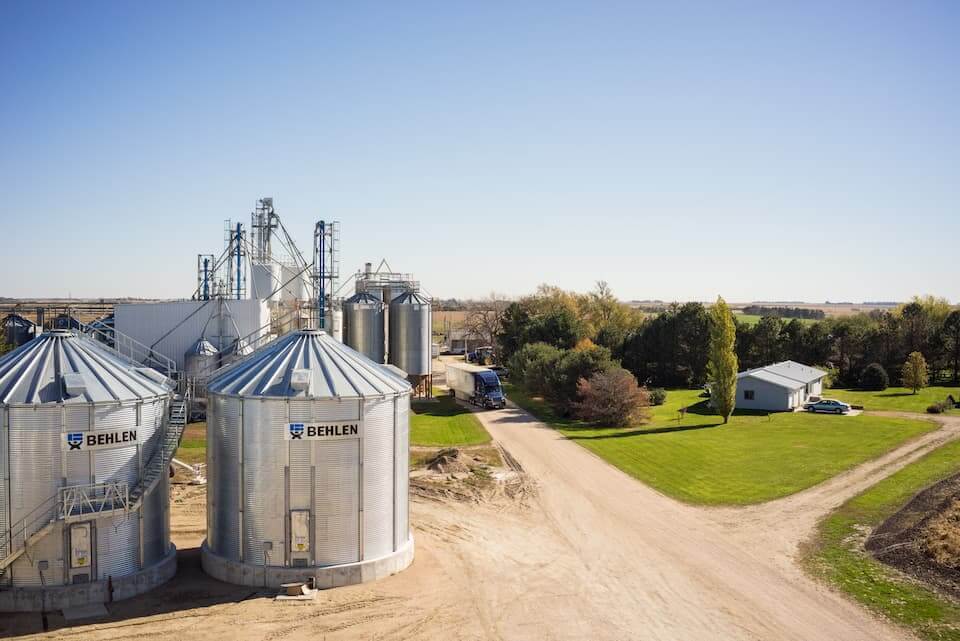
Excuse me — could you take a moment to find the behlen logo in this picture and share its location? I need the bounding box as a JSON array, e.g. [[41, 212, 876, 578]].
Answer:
[[289, 423, 305, 440], [67, 433, 84, 450]]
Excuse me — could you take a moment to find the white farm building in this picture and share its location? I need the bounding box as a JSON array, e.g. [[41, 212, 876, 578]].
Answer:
[[736, 361, 826, 412]]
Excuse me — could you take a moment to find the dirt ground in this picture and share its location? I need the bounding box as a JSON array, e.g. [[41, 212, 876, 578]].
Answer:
[[866, 472, 960, 599], [4, 410, 960, 640]]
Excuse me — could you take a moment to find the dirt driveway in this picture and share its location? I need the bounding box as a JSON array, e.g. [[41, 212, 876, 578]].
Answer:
[[5, 410, 959, 641]]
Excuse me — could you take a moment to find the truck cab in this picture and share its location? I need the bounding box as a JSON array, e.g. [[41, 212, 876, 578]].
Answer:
[[474, 370, 506, 409]]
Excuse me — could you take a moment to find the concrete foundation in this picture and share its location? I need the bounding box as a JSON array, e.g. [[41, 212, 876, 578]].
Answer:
[[200, 536, 414, 589], [0, 545, 177, 612]]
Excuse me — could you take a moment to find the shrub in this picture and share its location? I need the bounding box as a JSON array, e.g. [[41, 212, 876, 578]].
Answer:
[[508, 342, 562, 395], [927, 402, 948, 414], [648, 387, 667, 406], [858, 363, 889, 391], [544, 345, 616, 414], [573, 368, 651, 427]]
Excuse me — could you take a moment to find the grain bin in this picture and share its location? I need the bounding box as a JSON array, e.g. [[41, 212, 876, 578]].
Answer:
[[343, 292, 385, 363], [388, 291, 431, 376], [184, 338, 219, 381], [201, 329, 414, 588], [0, 331, 177, 612]]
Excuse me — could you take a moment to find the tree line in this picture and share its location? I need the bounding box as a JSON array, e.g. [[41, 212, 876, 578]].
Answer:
[[741, 305, 825, 320], [495, 286, 960, 391]]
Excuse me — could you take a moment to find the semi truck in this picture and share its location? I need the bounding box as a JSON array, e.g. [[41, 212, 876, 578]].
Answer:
[[445, 361, 507, 409]]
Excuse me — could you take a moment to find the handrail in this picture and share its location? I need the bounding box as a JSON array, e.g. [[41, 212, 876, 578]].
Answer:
[[75, 320, 178, 379], [59, 481, 130, 520], [0, 492, 59, 560]]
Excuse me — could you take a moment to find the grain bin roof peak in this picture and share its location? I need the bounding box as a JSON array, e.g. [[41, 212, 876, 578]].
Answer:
[[0, 331, 174, 405], [206, 329, 411, 399]]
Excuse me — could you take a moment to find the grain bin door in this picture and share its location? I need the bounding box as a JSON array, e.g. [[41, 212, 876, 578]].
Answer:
[[314, 440, 360, 565]]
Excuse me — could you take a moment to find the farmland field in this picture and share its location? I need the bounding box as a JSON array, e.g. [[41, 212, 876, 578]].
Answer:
[[827, 386, 960, 413], [733, 312, 818, 326], [506, 384, 935, 505]]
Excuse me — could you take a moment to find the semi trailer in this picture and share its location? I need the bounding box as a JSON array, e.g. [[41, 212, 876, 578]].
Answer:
[[445, 361, 507, 409]]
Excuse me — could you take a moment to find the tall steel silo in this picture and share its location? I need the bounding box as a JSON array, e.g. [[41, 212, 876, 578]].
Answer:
[[202, 329, 414, 589], [388, 291, 431, 376], [0, 331, 177, 612], [343, 292, 385, 363]]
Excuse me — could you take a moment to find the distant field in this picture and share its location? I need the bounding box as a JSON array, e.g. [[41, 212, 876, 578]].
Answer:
[[175, 422, 206, 465], [411, 394, 491, 447], [506, 384, 935, 505], [827, 386, 960, 413], [733, 313, 817, 326]]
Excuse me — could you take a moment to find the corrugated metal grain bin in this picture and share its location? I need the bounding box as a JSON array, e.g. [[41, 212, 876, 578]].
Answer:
[[342, 292, 385, 363], [388, 291, 431, 376], [201, 329, 414, 588], [0, 331, 177, 612]]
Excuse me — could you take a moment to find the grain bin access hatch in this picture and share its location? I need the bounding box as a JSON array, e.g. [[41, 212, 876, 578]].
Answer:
[[201, 329, 415, 589]]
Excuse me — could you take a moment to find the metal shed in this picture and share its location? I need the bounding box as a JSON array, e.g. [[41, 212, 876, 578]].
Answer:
[[735, 361, 826, 411], [0, 331, 177, 612], [201, 329, 414, 588]]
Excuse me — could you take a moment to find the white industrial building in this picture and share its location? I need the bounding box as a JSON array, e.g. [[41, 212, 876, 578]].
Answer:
[[114, 299, 270, 372], [736, 361, 826, 412]]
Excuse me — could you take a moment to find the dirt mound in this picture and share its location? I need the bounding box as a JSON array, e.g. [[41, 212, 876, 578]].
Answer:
[[923, 499, 960, 569], [425, 448, 478, 474], [866, 472, 960, 598]]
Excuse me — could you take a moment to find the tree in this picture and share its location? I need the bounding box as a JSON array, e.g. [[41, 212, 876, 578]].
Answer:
[[858, 363, 889, 391], [508, 342, 563, 396], [902, 351, 929, 394], [708, 296, 738, 424], [462, 294, 510, 354], [573, 368, 651, 427], [944, 310, 960, 385], [544, 345, 615, 414]]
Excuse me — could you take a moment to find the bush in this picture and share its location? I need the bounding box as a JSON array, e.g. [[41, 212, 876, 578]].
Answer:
[[648, 387, 667, 406], [574, 368, 651, 427], [508, 342, 563, 396], [858, 363, 889, 391], [927, 402, 947, 414], [544, 345, 616, 414]]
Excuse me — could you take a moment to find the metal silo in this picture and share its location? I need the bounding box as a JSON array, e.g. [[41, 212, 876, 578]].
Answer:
[[0, 331, 177, 612], [184, 338, 219, 381], [343, 292, 385, 363], [388, 291, 431, 376], [202, 329, 413, 589]]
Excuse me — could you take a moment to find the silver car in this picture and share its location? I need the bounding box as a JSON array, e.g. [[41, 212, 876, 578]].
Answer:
[[804, 399, 851, 414]]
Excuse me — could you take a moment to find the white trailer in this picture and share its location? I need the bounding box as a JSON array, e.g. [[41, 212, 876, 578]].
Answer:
[[445, 361, 506, 409]]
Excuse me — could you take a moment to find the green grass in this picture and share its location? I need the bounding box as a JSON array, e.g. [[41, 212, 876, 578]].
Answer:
[[411, 393, 491, 447], [806, 439, 960, 640], [733, 313, 817, 326], [826, 386, 960, 413], [174, 422, 206, 465], [506, 384, 936, 505]]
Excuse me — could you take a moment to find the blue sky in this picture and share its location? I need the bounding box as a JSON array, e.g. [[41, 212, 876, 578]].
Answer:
[[2, 1, 958, 302]]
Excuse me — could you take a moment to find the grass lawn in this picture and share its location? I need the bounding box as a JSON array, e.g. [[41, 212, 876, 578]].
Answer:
[[506, 384, 936, 505], [174, 422, 206, 465], [826, 386, 960, 413], [805, 439, 960, 640], [411, 393, 491, 447]]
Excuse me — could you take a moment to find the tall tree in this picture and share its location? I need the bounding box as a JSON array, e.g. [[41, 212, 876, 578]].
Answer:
[[902, 351, 929, 394], [708, 296, 738, 424], [944, 310, 960, 385]]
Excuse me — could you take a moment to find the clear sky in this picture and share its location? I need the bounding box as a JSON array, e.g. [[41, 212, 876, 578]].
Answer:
[[2, 1, 957, 303]]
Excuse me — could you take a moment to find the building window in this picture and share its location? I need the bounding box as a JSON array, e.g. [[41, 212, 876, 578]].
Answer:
[[743, 390, 755, 401]]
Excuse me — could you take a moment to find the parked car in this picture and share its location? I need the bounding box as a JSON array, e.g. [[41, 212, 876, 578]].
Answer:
[[804, 399, 851, 414], [489, 365, 509, 380]]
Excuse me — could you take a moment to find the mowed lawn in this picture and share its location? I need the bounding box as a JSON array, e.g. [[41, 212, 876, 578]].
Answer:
[[827, 386, 960, 413], [410, 393, 491, 447], [175, 422, 206, 465], [806, 439, 960, 640], [506, 385, 935, 505]]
